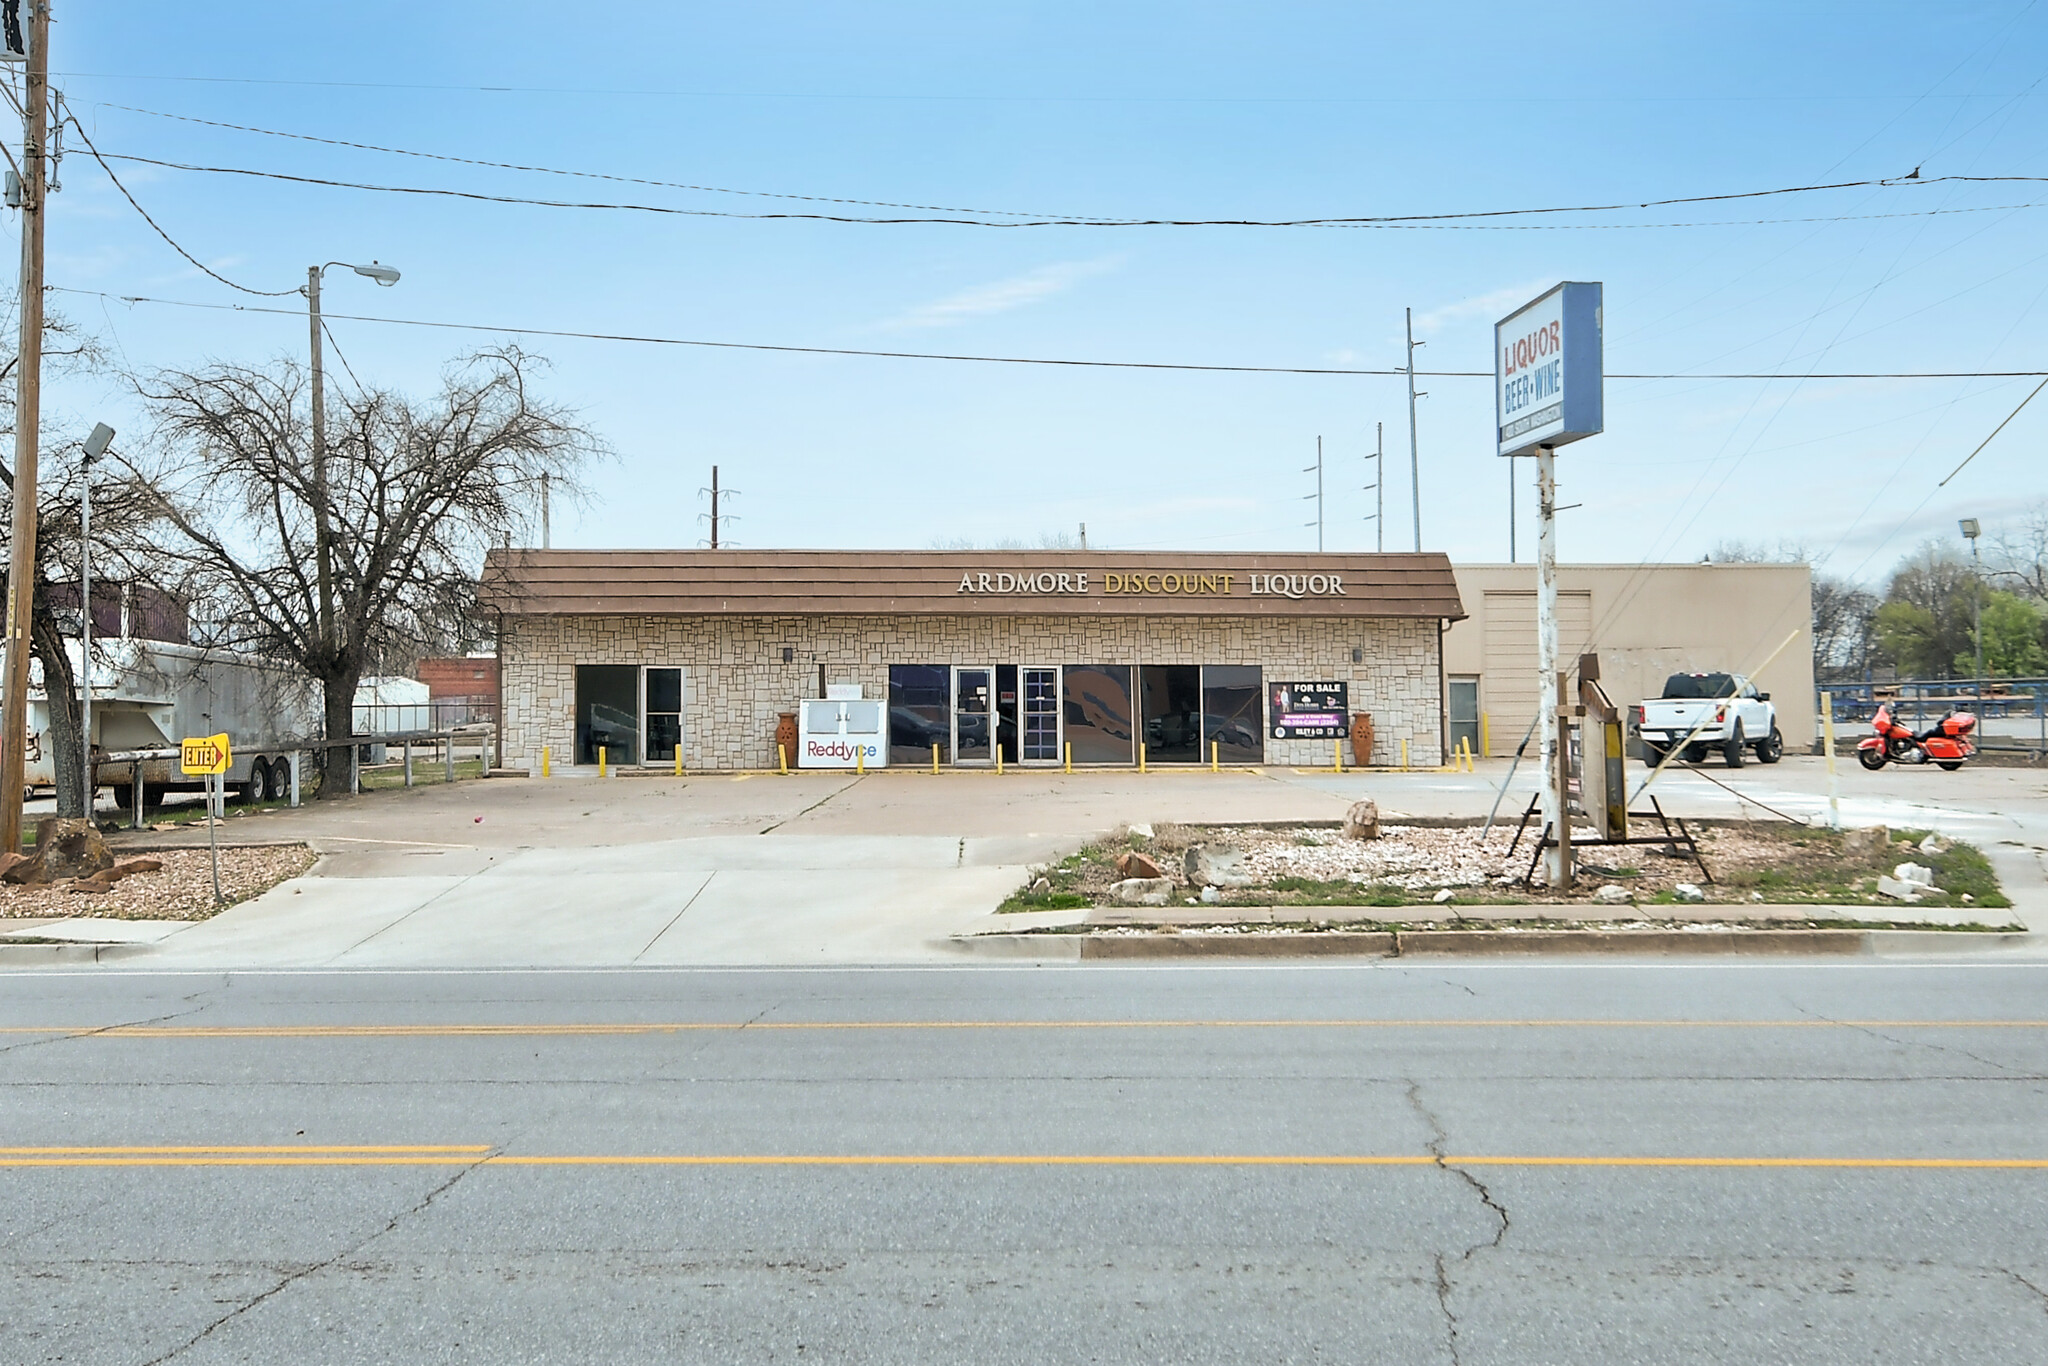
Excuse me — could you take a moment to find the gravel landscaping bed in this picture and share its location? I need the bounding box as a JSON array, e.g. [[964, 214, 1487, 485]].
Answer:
[[0, 844, 318, 920], [1004, 819, 2010, 914]]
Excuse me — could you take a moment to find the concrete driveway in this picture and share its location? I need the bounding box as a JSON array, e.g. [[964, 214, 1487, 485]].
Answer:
[[16, 754, 2048, 965]]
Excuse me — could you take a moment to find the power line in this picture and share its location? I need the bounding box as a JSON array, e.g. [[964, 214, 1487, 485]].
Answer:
[[90, 149, 2028, 229], [93, 103, 2048, 231], [65, 120, 293, 296], [52, 287, 2048, 381], [96, 103, 1092, 221]]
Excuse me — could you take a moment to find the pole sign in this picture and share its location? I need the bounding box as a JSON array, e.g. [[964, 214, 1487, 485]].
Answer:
[[1495, 281, 1603, 456], [180, 733, 231, 776]]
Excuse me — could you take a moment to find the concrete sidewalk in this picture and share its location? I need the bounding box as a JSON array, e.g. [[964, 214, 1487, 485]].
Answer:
[[3, 755, 2039, 966]]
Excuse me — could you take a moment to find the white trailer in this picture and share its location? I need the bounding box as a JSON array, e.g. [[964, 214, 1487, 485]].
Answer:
[[27, 639, 321, 804]]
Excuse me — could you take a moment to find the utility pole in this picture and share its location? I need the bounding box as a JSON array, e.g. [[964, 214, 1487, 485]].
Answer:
[[1303, 437, 1324, 551], [1509, 463, 1517, 563], [1, 0, 51, 853], [1961, 518, 1983, 706], [1361, 422, 1383, 552], [1405, 308, 1424, 552], [1078, 522, 1087, 551], [540, 470, 550, 549], [709, 465, 720, 549]]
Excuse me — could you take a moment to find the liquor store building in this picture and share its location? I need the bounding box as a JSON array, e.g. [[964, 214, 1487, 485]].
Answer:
[[479, 550, 1466, 773]]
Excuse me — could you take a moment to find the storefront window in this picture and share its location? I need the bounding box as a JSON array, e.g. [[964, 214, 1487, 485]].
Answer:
[[574, 664, 638, 766], [645, 667, 682, 763], [1201, 665, 1264, 764], [1140, 665, 1203, 763], [889, 665, 950, 765], [1061, 664, 1133, 764]]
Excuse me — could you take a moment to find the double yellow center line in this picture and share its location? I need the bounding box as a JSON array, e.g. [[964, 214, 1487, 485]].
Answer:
[[2, 1146, 2044, 1169]]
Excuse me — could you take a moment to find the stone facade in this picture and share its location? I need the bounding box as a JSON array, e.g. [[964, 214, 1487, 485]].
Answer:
[[500, 613, 1445, 771]]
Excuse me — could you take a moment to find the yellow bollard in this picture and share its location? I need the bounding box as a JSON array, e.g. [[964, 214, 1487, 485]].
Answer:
[[541, 746, 550, 778], [598, 745, 607, 778], [1139, 742, 1148, 774], [1064, 742, 1072, 775], [674, 746, 683, 777], [1333, 738, 1344, 774], [778, 743, 789, 776], [1465, 738, 1477, 772], [856, 743, 865, 776], [932, 743, 940, 775], [995, 744, 1002, 775], [1401, 738, 1409, 771], [1211, 739, 1219, 773], [1480, 713, 1491, 759]]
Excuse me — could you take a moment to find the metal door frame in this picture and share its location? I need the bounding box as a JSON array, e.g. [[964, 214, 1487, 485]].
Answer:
[[1018, 665, 1063, 766], [951, 665, 994, 766], [638, 665, 685, 767]]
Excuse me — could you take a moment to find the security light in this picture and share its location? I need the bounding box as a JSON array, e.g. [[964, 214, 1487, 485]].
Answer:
[[1959, 518, 1981, 540], [81, 422, 114, 461], [350, 261, 401, 286]]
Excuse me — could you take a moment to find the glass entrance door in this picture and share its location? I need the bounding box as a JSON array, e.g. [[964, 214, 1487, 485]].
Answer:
[[953, 667, 992, 764], [1021, 667, 1061, 763]]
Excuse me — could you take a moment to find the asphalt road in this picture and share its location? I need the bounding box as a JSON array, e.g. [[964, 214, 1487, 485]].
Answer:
[[5, 960, 2047, 1364]]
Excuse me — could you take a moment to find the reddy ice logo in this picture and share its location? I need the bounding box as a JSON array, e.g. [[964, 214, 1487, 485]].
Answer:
[[806, 739, 877, 761]]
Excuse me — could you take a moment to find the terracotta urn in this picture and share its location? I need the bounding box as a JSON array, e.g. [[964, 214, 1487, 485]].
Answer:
[[774, 712, 799, 768], [1350, 712, 1375, 767]]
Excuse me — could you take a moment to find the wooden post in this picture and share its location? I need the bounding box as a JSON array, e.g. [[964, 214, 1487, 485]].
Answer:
[[0, 0, 52, 853]]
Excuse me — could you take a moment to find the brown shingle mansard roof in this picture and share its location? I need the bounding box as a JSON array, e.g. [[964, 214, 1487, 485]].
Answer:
[[480, 549, 1465, 621]]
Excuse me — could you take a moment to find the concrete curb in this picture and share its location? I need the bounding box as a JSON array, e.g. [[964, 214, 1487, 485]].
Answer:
[[0, 941, 152, 965], [949, 927, 2039, 960]]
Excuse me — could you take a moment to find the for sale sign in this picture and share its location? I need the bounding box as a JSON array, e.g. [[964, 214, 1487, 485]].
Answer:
[[1269, 681, 1349, 740], [1496, 281, 1603, 456], [180, 733, 232, 776]]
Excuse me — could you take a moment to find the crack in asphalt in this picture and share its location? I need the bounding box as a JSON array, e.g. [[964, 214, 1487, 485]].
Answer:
[[757, 779, 860, 835], [2010, 1269, 2048, 1312], [0, 985, 224, 1058], [1406, 1079, 1509, 1366], [137, 1152, 491, 1365], [1793, 1003, 2023, 1076]]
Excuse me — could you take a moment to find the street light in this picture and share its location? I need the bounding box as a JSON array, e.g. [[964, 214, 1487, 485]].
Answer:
[[302, 260, 400, 666], [1960, 518, 1983, 708], [79, 422, 114, 819]]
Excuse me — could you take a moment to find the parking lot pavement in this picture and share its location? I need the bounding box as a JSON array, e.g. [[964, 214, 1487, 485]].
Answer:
[[38, 754, 2045, 965]]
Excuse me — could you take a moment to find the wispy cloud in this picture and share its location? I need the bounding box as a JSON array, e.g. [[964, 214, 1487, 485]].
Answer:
[[1412, 278, 1558, 336], [882, 257, 1120, 330]]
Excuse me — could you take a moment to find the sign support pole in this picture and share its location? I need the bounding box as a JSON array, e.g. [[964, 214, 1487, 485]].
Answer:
[[208, 772, 221, 905], [1535, 444, 1567, 888]]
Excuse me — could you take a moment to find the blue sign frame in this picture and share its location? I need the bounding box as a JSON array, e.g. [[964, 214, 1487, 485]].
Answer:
[[1495, 281, 1603, 457]]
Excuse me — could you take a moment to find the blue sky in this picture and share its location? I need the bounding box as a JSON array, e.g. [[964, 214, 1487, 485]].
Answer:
[[22, 2, 2048, 582]]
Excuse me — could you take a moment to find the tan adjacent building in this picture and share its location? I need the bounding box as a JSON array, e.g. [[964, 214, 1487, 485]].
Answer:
[[479, 550, 1466, 772], [1442, 563, 1814, 756]]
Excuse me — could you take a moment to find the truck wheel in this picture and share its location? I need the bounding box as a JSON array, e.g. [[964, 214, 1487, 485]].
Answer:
[[1755, 726, 1783, 764], [1641, 741, 1667, 768], [1724, 721, 1746, 767], [1683, 744, 1707, 764]]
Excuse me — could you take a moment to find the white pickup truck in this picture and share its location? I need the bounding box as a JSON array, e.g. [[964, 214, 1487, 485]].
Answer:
[[1637, 672, 1783, 768]]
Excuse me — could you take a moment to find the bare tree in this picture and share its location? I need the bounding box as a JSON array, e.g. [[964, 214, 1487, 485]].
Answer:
[[0, 292, 153, 818], [1706, 539, 1876, 683], [1989, 503, 2048, 602], [135, 346, 605, 793]]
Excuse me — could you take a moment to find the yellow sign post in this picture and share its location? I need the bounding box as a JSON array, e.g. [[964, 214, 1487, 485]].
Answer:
[[180, 733, 230, 903]]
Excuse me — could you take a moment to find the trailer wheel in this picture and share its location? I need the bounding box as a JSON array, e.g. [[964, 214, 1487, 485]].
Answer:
[[242, 758, 272, 804]]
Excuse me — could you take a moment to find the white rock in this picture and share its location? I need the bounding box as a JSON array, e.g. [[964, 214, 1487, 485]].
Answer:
[[1184, 844, 1253, 888], [1342, 800, 1381, 841], [1125, 823, 1154, 840], [1918, 833, 1952, 855], [1892, 861, 1936, 887], [1200, 886, 1221, 904], [1030, 877, 1051, 894], [1592, 884, 1633, 905], [1432, 888, 1456, 904], [1876, 875, 1923, 902], [1961, 892, 1975, 904], [1672, 883, 1705, 903], [1751, 892, 1764, 902], [1109, 877, 1174, 906]]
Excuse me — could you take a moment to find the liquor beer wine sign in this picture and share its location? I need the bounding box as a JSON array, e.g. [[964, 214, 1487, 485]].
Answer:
[[1495, 281, 1603, 457]]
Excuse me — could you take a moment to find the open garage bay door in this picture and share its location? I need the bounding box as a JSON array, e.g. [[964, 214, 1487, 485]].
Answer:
[[1480, 590, 1592, 756]]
